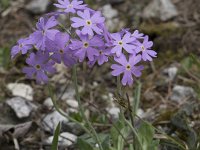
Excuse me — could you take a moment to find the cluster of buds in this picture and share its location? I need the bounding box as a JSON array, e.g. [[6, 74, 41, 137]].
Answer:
[[11, 0, 157, 86]]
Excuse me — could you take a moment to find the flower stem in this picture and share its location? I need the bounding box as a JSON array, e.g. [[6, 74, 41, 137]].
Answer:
[[126, 93, 136, 150], [117, 75, 122, 95], [48, 84, 91, 136], [72, 65, 103, 150]]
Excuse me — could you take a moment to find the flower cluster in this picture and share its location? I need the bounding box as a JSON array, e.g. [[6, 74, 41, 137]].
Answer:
[[11, 0, 157, 85]]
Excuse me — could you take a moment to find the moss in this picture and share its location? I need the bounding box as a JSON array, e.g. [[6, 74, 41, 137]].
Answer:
[[140, 22, 182, 37]]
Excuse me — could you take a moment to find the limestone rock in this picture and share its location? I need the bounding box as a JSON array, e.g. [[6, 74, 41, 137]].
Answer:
[[143, 0, 178, 21]]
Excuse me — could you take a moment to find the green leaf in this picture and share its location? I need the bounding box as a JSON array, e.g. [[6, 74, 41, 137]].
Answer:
[[190, 54, 200, 68], [0, 47, 10, 69], [133, 81, 142, 116], [180, 56, 193, 74], [110, 120, 124, 148], [111, 119, 130, 150], [0, 0, 10, 9], [70, 112, 83, 122], [77, 138, 94, 150], [51, 122, 61, 150], [101, 135, 111, 150], [129, 144, 134, 150], [137, 122, 159, 150]]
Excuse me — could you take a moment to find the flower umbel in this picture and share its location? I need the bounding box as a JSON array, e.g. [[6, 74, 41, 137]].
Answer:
[[11, 0, 157, 86]]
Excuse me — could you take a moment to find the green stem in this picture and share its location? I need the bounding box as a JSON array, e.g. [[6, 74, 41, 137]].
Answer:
[[72, 65, 103, 150], [48, 84, 92, 136], [126, 93, 136, 150], [125, 119, 143, 149], [133, 81, 142, 118], [117, 75, 122, 95]]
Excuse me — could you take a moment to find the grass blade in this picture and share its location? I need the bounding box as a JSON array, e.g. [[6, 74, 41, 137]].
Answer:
[[51, 122, 61, 150]]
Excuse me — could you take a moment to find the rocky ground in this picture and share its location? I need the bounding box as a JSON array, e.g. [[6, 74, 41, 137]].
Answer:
[[0, 0, 200, 150]]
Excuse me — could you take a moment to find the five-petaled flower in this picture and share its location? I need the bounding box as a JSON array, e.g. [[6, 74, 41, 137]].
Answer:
[[135, 36, 157, 61], [46, 32, 76, 67], [30, 16, 59, 50], [54, 0, 86, 13], [88, 47, 111, 67], [71, 9, 105, 36], [70, 31, 104, 62], [111, 32, 136, 57], [11, 38, 32, 58], [22, 52, 56, 84], [111, 54, 144, 86]]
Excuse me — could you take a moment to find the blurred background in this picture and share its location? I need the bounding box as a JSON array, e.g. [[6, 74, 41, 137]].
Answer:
[[0, 0, 200, 149]]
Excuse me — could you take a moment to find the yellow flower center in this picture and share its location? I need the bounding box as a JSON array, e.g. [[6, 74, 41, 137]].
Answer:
[[126, 64, 131, 70], [118, 41, 123, 46], [141, 45, 145, 51], [86, 20, 92, 26], [42, 30, 45, 35], [19, 44, 23, 48], [35, 64, 41, 70], [59, 49, 64, 54], [83, 42, 89, 48], [68, 4, 73, 8]]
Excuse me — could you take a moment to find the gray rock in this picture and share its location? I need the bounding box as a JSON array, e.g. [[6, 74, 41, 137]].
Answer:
[[7, 83, 33, 101], [137, 108, 145, 118], [143, 0, 178, 21], [51, 64, 68, 84], [66, 108, 78, 113], [101, 4, 123, 31], [45, 132, 77, 147], [170, 85, 196, 103], [107, 18, 121, 32], [42, 111, 68, 132], [6, 97, 37, 118], [107, 107, 120, 119], [26, 0, 49, 14], [43, 97, 54, 109], [61, 87, 75, 100], [163, 66, 178, 81], [102, 4, 118, 19], [66, 99, 78, 109]]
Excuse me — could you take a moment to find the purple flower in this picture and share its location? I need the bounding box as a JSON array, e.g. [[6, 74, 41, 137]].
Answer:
[[70, 32, 104, 62], [71, 9, 105, 36], [22, 52, 56, 83], [54, 0, 86, 14], [30, 16, 59, 50], [111, 32, 136, 57], [11, 38, 33, 58], [46, 32, 76, 67], [89, 47, 111, 66], [102, 25, 113, 47], [111, 54, 144, 86], [131, 30, 144, 39], [135, 36, 157, 61], [120, 28, 130, 36]]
